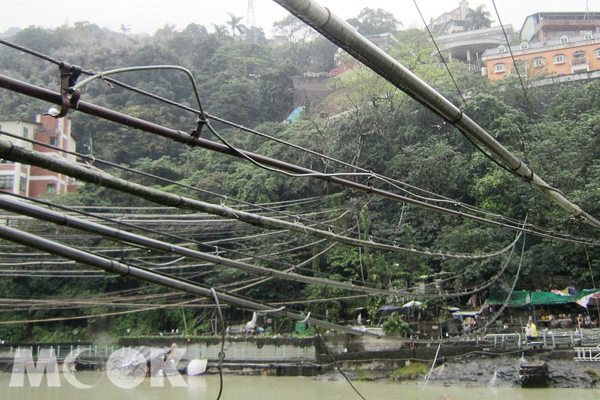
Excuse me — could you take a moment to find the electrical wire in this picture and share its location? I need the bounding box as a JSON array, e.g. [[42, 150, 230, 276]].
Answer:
[[210, 288, 225, 400], [0, 66, 593, 245], [1, 38, 593, 235], [0, 38, 548, 234], [0, 140, 532, 260], [0, 189, 341, 271], [72, 65, 207, 124], [491, 0, 543, 164], [412, 0, 538, 179], [412, 0, 471, 114], [314, 326, 368, 400], [0, 36, 592, 318], [0, 129, 354, 237], [478, 219, 527, 335]]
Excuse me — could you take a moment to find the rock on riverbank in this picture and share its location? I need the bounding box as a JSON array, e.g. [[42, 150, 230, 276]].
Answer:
[[322, 352, 600, 389], [426, 354, 600, 388]]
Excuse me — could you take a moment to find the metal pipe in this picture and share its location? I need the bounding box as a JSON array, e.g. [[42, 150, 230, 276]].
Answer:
[[0, 133, 516, 258], [0, 74, 559, 234], [271, 0, 600, 230], [0, 223, 381, 338]]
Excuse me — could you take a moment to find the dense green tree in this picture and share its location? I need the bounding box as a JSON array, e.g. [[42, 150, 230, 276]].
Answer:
[[226, 13, 246, 39], [347, 7, 401, 35], [464, 5, 493, 31], [3, 22, 600, 340]]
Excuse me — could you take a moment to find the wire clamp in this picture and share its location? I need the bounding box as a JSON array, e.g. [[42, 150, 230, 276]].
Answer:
[[56, 62, 82, 118], [190, 118, 206, 139]]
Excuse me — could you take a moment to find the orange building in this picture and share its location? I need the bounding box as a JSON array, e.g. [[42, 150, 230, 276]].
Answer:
[[481, 33, 600, 81], [0, 115, 79, 197]]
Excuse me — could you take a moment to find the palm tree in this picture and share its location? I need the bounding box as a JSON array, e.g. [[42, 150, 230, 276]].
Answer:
[[465, 5, 492, 31], [227, 13, 246, 39], [120, 24, 132, 35], [212, 24, 230, 41]]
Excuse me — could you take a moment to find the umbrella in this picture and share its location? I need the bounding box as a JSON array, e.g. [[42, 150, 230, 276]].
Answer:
[[577, 292, 600, 308], [402, 300, 423, 308], [376, 305, 402, 315]]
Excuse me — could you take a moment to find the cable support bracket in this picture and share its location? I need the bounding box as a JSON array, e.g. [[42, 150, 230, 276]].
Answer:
[[220, 198, 239, 219], [365, 172, 375, 192], [190, 118, 206, 139], [55, 62, 82, 118]]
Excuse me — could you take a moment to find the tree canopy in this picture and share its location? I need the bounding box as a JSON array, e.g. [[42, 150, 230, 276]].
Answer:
[[465, 5, 493, 31], [0, 11, 599, 341]]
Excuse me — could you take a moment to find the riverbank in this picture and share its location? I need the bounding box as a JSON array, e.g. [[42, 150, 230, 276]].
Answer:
[[322, 350, 600, 389], [3, 333, 600, 389]]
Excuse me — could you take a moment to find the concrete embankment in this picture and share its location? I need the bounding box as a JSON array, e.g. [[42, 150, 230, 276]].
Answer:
[[1, 334, 598, 387]]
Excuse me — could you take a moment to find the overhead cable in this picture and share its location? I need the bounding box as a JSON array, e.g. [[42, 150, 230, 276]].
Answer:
[[0, 194, 523, 300], [0, 223, 385, 338], [0, 129, 357, 237], [0, 195, 403, 296], [1, 37, 589, 238], [1, 74, 588, 246], [271, 0, 600, 231], [0, 135, 520, 259]]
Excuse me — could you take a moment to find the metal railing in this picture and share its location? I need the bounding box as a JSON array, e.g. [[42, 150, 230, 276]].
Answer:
[[1, 343, 317, 362], [574, 344, 600, 361], [482, 331, 583, 350], [571, 57, 589, 66]]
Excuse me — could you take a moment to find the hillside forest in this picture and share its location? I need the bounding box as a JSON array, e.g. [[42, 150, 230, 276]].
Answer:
[[1, 8, 600, 342]]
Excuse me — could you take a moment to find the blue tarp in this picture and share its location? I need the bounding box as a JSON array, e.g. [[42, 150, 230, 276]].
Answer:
[[283, 106, 304, 123]]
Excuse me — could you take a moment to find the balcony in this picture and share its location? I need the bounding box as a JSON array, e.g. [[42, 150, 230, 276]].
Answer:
[[571, 57, 590, 73], [571, 57, 589, 66], [467, 64, 481, 73]]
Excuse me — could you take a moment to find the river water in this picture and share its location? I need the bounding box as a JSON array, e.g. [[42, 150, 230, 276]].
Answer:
[[1, 373, 599, 400]]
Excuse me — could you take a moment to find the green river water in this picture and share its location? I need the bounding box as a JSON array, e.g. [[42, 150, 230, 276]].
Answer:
[[1, 373, 599, 400]]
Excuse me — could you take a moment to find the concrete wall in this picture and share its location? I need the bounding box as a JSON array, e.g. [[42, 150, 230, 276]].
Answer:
[[119, 336, 317, 362], [291, 76, 334, 109]]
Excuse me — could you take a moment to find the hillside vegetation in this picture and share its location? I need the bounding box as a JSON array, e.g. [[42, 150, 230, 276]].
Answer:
[[0, 13, 599, 341]]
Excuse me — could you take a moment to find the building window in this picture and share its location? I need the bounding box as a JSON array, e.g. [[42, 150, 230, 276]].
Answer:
[[20, 177, 26, 192], [560, 35, 569, 44], [494, 63, 506, 73], [585, 32, 594, 40], [533, 57, 546, 67], [554, 54, 566, 64], [520, 41, 530, 50], [595, 48, 600, 58], [50, 137, 58, 146], [46, 183, 55, 194], [498, 45, 507, 54], [22, 127, 29, 139], [507, 60, 527, 76], [571, 51, 589, 68], [0, 175, 14, 189]]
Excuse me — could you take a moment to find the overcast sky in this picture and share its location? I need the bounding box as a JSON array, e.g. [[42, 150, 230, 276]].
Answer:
[[3, 0, 598, 36]]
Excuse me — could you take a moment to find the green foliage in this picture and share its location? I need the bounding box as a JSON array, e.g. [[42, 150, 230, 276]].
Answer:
[[347, 8, 401, 35], [585, 368, 600, 380], [391, 362, 428, 380], [464, 5, 493, 31], [382, 312, 412, 336], [32, 325, 86, 343], [3, 19, 600, 340], [0, 324, 26, 342]]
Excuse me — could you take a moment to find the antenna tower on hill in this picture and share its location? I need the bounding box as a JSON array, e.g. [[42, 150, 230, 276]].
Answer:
[[247, 0, 256, 27]]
